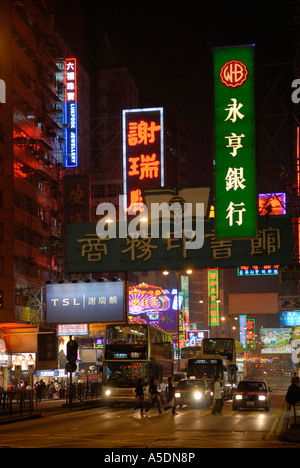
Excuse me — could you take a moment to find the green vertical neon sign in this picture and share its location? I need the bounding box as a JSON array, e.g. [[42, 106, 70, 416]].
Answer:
[[208, 268, 219, 327], [213, 45, 257, 238]]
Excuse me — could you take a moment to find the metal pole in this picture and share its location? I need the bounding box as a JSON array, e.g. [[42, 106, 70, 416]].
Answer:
[[69, 335, 72, 406], [176, 271, 180, 372]]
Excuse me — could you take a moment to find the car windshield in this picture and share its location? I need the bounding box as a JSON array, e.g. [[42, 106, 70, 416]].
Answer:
[[237, 381, 267, 392], [177, 380, 205, 391]]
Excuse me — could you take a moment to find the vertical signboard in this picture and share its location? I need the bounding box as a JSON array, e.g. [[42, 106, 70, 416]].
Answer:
[[64, 58, 78, 168], [246, 318, 256, 350], [123, 108, 164, 214], [213, 45, 256, 238], [63, 175, 90, 224], [239, 315, 247, 349], [208, 269, 219, 326]]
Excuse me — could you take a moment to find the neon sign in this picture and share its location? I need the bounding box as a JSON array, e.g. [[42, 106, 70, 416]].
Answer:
[[239, 315, 247, 348], [246, 318, 256, 350], [128, 282, 188, 336], [213, 45, 256, 238], [238, 265, 279, 276], [207, 269, 219, 326], [64, 58, 78, 167], [123, 108, 164, 214], [258, 193, 286, 216]]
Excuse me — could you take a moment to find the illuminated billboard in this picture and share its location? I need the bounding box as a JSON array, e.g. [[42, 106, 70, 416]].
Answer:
[[279, 311, 300, 327], [46, 282, 125, 324], [128, 282, 189, 337], [261, 328, 292, 354], [213, 45, 256, 238], [64, 58, 78, 167], [122, 108, 164, 214]]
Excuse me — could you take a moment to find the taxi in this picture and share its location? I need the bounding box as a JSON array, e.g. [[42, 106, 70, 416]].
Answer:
[[232, 379, 271, 411], [174, 378, 212, 408]]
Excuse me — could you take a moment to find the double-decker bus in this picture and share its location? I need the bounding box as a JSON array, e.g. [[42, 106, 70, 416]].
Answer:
[[179, 346, 202, 374], [187, 338, 245, 398], [102, 324, 173, 402]]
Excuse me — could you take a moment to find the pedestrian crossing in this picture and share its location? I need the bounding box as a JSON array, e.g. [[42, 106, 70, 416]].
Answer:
[[222, 409, 266, 417]]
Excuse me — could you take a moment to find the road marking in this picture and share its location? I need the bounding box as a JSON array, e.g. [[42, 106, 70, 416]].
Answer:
[[264, 400, 287, 441]]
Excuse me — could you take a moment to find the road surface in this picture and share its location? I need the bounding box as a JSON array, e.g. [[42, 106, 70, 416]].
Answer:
[[0, 380, 297, 451]]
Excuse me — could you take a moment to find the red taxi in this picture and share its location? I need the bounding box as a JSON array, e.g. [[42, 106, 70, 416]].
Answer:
[[232, 379, 271, 411]]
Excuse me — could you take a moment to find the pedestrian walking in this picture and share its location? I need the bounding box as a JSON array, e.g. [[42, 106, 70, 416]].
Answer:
[[291, 372, 300, 385], [164, 377, 177, 414], [145, 377, 162, 414], [134, 379, 145, 415], [211, 375, 224, 415]]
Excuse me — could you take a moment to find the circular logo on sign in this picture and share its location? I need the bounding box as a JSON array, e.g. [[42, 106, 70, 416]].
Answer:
[[219, 60, 249, 88]]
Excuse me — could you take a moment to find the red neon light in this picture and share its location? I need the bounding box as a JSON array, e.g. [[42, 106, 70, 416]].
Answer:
[[65, 58, 77, 102], [128, 120, 161, 146], [128, 153, 160, 180]]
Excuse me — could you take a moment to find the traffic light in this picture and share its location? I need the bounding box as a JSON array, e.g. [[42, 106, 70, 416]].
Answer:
[[67, 339, 78, 362]]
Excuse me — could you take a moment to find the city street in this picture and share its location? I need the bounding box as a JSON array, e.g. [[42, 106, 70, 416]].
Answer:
[[0, 379, 297, 450]]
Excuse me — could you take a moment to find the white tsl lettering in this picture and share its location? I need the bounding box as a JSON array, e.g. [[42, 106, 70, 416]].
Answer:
[[51, 298, 81, 306]]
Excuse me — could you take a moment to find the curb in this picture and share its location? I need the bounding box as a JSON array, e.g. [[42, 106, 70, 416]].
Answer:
[[0, 413, 42, 425], [286, 405, 300, 442]]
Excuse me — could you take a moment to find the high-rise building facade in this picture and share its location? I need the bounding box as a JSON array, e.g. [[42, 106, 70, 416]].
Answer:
[[0, 0, 90, 387]]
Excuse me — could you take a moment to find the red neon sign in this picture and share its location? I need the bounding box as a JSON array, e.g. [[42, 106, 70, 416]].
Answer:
[[123, 108, 164, 213], [65, 58, 77, 103]]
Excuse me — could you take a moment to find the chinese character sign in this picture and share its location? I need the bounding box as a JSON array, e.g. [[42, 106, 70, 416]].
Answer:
[[123, 108, 164, 214], [246, 318, 256, 350], [239, 315, 247, 349], [46, 282, 125, 324], [213, 46, 256, 238], [63, 175, 90, 224], [208, 269, 219, 326], [64, 58, 78, 167]]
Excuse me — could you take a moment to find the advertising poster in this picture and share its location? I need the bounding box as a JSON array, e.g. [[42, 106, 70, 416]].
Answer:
[[292, 327, 300, 364], [261, 328, 292, 354]]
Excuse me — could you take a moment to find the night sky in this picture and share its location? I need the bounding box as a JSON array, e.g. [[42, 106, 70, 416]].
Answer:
[[55, 0, 295, 185]]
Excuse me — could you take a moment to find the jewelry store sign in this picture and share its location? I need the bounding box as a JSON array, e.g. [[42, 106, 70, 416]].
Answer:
[[46, 282, 126, 324]]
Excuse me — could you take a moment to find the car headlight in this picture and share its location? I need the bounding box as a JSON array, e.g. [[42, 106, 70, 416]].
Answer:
[[235, 394, 243, 400], [258, 395, 266, 401], [194, 391, 202, 400], [175, 391, 181, 398], [105, 389, 111, 396]]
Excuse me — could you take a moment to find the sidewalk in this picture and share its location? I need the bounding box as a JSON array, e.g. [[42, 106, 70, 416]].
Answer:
[[286, 403, 300, 442], [0, 396, 103, 425]]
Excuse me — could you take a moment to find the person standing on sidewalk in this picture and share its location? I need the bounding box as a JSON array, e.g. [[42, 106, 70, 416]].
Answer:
[[211, 375, 223, 414]]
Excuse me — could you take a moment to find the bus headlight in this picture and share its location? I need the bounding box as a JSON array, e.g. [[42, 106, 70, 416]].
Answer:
[[175, 391, 181, 399], [235, 394, 243, 400], [105, 389, 111, 397], [194, 391, 202, 400]]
